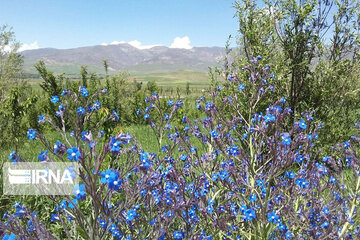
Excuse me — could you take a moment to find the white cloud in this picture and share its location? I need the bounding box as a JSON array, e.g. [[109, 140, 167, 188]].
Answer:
[[18, 41, 40, 52], [110, 40, 126, 45], [100, 40, 161, 49], [101, 37, 194, 50], [169, 36, 192, 49], [100, 41, 125, 46], [128, 40, 161, 49]]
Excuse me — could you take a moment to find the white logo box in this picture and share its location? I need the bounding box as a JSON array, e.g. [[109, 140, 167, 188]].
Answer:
[[3, 162, 79, 195]]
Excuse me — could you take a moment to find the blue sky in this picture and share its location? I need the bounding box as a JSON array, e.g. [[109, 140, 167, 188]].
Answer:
[[0, 0, 238, 50]]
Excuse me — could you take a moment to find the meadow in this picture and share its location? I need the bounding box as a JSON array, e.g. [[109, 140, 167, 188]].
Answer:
[[25, 70, 209, 96]]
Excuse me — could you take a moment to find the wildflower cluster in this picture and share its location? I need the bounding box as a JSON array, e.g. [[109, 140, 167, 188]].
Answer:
[[1, 58, 360, 239]]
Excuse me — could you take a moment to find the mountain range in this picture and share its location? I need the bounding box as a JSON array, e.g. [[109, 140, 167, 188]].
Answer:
[[21, 44, 225, 77]]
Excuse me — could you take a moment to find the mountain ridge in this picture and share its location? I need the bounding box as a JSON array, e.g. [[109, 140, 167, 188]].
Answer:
[[22, 43, 226, 76]]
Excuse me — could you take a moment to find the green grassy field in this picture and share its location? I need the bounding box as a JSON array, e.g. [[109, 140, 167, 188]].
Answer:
[[132, 70, 210, 88], [26, 70, 210, 86], [25, 69, 211, 93]]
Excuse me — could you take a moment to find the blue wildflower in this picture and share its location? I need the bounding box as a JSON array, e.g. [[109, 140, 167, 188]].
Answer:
[[110, 137, 121, 154], [93, 100, 101, 110], [281, 133, 291, 146], [50, 95, 59, 104], [79, 86, 88, 97], [211, 130, 219, 139], [249, 194, 257, 202], [161, 145, 168, 152], [285, 171, 295, 179], [173, 230, 185, 240], [140, 152, 151, 169], [8, 151, 17, 162], [79, 131, 88, 142], [205, 101, 214, 112], [219, 170, 229, 180], [206, 204, 214, 214], [296, 178, 309, 189], [277, 223, 287, 231], [243, 208, 256, 221], [38, 114, 45, 124], [14, 203, 25, 218], [56, 103, 65, 117], [100, 169, 117, 184], [67, 216, 73, 222], [38, 151, 48, 162], [267, 211, 280, 223], [2, 233, 16, 240], [50, 213, 60, 222], [67, 147, 80, 162], [53, 140, 65, 154], [27, 129, 36, 140], [176, 100, 184, 108], [72, 184, 86, 200], [264, 114, 275, 123], [227, 144, 240, 156], [182, 115, 187, 123], [126, 209, 137, 222], [323, 206, 330, 215], [238, 84, 245, 91], [108, 176, 122, 191], [111, 110, 119, 121], [322, 221, 329, 228], [180, 154, 188, 161], [285, 231, 293, 239], [77, 107, 85, 115], [298, 119, 307, 130]]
